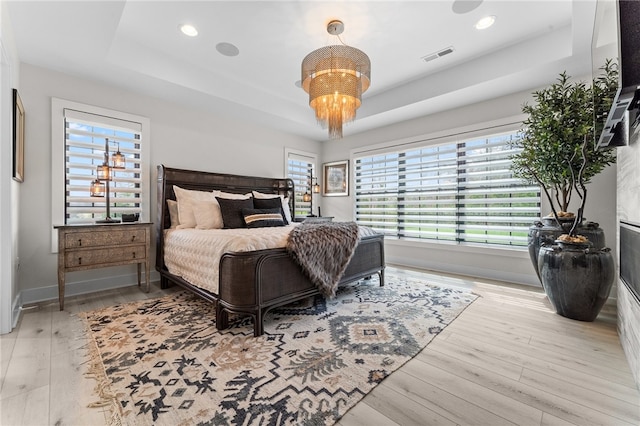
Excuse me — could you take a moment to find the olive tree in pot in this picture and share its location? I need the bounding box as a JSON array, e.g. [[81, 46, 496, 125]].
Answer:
[[511, 62, 617, 321], [537, 139, 616, 321]]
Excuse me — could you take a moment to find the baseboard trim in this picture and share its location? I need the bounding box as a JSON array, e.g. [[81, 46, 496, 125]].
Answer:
[[20, 270, 161, 306], [387, 256, 541, 288], [11, 292, 22, 330]]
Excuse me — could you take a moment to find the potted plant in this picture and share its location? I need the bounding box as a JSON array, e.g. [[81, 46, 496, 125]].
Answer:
[[511, 61, 618, 321]]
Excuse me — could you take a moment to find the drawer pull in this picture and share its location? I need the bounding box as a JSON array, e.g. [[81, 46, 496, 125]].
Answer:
[[78, 239, 82, 246], [132, 252, 136, 259], [132, 235, 136, 242], [78, 257, 82, 265]]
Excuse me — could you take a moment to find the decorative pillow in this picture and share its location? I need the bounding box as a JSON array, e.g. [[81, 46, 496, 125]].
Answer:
[[212, 190, 252, 200], [173, 185, 216, 229], [242, 208, 286, 228], [282, 197, 292, 223], [252, 191, 293, 224], [192, 199, 223, 229], [167, 199, 180, 228], [216, 197, 254, 229], [253, 197, 288, 224]]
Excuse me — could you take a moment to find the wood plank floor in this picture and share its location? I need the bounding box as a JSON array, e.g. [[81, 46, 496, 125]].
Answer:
[[1, 266, 638, 425]]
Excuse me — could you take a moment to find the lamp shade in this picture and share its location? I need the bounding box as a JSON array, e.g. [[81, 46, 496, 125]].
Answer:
[[90, 179, 105, 197], [112, 148, 126, 169], [96, 163, 111, 181]]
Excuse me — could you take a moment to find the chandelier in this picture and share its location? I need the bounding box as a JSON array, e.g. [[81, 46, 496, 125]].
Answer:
[[301, 20, 371, 139]]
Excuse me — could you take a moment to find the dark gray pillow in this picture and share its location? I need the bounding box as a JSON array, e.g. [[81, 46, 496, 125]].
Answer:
[[253, 197, 289, 224], [216, 197, 254, 229], [242, 208, 286, 228]]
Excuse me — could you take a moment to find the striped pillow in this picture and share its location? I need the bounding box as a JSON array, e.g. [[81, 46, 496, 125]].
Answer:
[[253, 196, 289, 225], [242, 208, 285, 228]]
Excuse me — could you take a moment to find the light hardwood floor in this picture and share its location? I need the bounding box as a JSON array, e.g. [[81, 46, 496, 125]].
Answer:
[[1, 266, 639, 425]]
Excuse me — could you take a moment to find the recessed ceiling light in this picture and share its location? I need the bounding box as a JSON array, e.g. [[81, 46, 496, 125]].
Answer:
[[475, 15, 496, 30], [179, 24, 198, 37]]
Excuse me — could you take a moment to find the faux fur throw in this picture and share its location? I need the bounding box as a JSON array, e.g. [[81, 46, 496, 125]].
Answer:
[[286, 221, 360, 298]]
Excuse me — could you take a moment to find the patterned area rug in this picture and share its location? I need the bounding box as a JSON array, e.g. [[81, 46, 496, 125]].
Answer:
[[81, 272, 477, 425]]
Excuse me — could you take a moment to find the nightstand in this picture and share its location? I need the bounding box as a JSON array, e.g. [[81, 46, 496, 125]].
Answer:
[[305, 216, 334, 223], [54, 222, 152, 310], [293, 216, 334, 223]]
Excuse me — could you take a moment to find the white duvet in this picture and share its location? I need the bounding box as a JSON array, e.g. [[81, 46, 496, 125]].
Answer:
[[164, 225, 297, 294], [164, 224, 381, 294]]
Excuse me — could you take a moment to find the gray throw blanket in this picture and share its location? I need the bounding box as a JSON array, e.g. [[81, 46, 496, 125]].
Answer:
[[286, 221, 360, 298]]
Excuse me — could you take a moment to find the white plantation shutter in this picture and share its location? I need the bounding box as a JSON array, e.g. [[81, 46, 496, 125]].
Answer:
[[64, 109, 143, 223], [355, 131, 539, 247], [287, 151, 316, 217]]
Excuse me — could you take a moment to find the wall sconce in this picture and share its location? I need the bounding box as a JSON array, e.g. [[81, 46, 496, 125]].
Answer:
[[90, 138, 125, 223]]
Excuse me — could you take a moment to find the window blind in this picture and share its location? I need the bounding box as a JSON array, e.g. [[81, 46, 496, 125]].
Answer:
[[64, 109, 143, 223], [287, 153, 315, 217], [355, 132, 539, 247]]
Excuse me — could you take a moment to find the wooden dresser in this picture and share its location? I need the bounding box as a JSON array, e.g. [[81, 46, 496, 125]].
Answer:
[[54, 222, 152, 310], [294, 216, 334, 223]]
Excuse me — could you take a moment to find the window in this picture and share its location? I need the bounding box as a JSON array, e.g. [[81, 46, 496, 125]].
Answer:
[[63, 109, 142, 223], [286, 150, 316, 218], [354, 131, 539, 247], [51, 99, 150, 250]]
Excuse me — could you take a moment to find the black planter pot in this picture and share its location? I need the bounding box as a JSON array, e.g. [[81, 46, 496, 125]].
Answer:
[[538, 241, 615, 321], [528, 217, 605, 283]]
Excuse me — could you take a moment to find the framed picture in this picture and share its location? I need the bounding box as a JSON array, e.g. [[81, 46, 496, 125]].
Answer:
[[12, 89, 25, 183], [322, 160, 349, 196]]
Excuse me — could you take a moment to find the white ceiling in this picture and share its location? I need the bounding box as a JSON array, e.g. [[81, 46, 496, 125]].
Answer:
[[6, 0, 598, 141]]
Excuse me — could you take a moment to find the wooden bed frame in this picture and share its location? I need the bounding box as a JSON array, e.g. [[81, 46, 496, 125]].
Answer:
[[156, 165, 386, 336]]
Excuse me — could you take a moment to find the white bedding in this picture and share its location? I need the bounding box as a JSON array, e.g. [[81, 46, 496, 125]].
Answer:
[[164, 225, 297, 294], [164, 224, 381, 294]]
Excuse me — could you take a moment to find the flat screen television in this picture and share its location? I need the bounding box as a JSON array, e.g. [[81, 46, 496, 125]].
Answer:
[[593, 0, 640, 148]]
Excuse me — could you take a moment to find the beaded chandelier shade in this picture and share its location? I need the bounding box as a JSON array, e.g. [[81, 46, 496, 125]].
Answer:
[[301, 21, 371, 139]]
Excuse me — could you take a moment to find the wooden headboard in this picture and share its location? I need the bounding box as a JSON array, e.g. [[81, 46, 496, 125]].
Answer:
[[155, 164, 295, 273]]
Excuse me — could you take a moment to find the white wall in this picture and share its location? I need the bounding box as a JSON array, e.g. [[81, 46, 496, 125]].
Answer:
[[319, 90, 618, 287], [1, 1, 22, 333], [17, 63, 320, 304]]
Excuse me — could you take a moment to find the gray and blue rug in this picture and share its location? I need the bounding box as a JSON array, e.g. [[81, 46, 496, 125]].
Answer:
[[82, 272, 477, 425]]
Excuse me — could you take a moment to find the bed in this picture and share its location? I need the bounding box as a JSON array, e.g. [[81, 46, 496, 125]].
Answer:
[[156, 165, 385, 336]]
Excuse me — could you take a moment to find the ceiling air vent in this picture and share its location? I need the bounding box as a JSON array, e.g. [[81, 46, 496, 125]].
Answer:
[[422, 46, 455, 63]]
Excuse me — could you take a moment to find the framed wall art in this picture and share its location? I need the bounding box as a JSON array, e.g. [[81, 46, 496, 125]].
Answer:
[[322, 160, 349, 196], [12, 88, 25, 183]]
